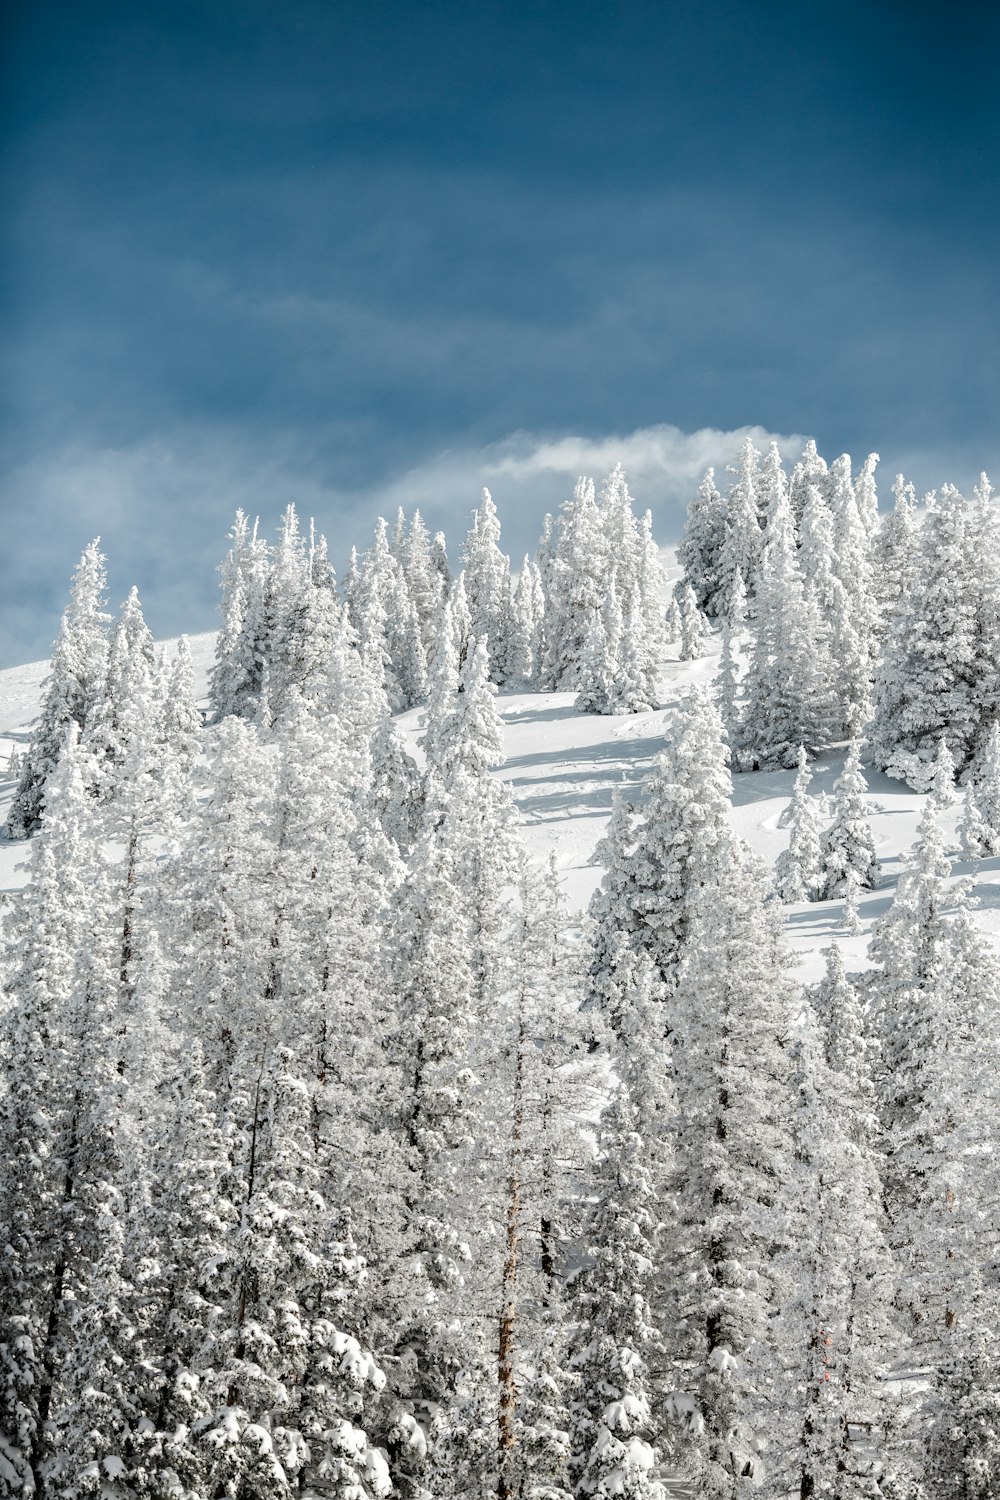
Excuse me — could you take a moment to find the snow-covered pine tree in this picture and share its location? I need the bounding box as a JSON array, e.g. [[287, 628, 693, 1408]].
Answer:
[[587, 687, 733, 1025], [6, 539, 111, 836], [679, 468, 727, 615], [83, 585, 159, 803], [714, 620, 741, 749], [740, 491, 835, 768], [788, 438, 829, 530], [775, 747, 826, 902], [828, 455, 878, 738], [463, 487, 514, 684], [668, 831, 798, 1495], [872, 474, 917, 634], [781, 1002, 900, 1500], [540, 478, 608, 691], [403, 509, 446, 654], [958, 720, 1000, 857], [210, 512, 271, 721], [567, 1083, 666, 1500], [869, 483, 1000, 787], [756, 440, 789, 531], [677, 583, 709, 661], [925, 1336, 1000, 1500], [609, 602, 658, 714], [714, 438, 762, 618], [854, 451, 881, 535], [575, 606, 618, 716], [818, 744, 881, 898], [509, 558, 537, 687]]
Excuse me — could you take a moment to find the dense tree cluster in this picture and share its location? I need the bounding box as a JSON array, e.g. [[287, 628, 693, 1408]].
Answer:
[[2, 445, 999, 1498]]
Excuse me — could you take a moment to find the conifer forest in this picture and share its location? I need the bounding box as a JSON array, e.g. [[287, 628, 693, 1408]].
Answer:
[[3, 440, 1000, 1500]]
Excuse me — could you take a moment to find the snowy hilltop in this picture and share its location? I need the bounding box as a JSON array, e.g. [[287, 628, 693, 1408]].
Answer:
[[1, 444, 999, 1499]]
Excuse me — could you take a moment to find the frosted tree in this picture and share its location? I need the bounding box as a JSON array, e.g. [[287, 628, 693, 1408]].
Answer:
[[958, 721, 1000, 857], [567, 1085, 666, 1500], [353, 517, 404, 707], [782, 1004, 899, 1500], [740, 492, 835, 767], [714, 620, 741, 749], [788, 438, 829, 530], [668, 832, 798, 1495], [575, 607, 618, 716], [828, 455, 878, 737], [7, 538, 111, 836], [929, 735, 958, 809], [714, 438, 762, 616], [610, 602, 658, 714], [869, 869, 1000, 1404], [775, 747, 826, 901], [926, 1338, 1000, 1500], [636, 510, 666, 664], [495, 857, 592, 1500], [819, 744, 880, 898], [679, 468, 727, 613], [509, 557, 541, 686], [677, 582, 709, 660], [587, 687, 733, 1019], [463, 487, 514, 682], [854, 451, 881, 536], [210, 512, 271, 721], [83, 585, 158, 801], [872, 474, 917, 630], [402, 509, 445, 652], [869, 483, 1000, 786], [756, 439, 789, 530], [540, 478, 608, 690]]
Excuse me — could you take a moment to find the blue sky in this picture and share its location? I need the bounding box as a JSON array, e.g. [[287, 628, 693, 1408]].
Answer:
[[2, 0, 997, 664]]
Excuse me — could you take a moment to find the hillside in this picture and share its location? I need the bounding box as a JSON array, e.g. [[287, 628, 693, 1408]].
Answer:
[[4, 628, 997, 982]]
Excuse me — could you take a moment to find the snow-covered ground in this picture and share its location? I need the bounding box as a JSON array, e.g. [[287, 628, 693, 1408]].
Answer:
[[2, 629, 998, 986]]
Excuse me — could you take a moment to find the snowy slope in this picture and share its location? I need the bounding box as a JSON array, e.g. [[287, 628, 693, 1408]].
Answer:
[[2, 629, 998, 987]]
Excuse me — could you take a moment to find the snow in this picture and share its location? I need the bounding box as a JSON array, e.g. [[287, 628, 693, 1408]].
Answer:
[[2, 627, 998, 988]]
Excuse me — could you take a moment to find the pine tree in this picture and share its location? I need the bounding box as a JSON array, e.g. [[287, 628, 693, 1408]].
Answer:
[[714, 621, 741, 750], [567, 1086, 666, 1500], [788, 439, 829, 532], [869, 484, 1000, 787], [775, 748, 826, 902], [540, 479, 608, 690], [819, 745, 880, 898], [668, 832, 798, 1495], [609, 603, 657, 715], [7, 539, 111, 836], [575, 609, 618, 716], [783, 1004, 897, 1500], [463, 488, 514, 684], [872, 475, 917, 632], [740, 492, 835, 768], [679, 469, 727, 615], [678, 583, 709, 661], [958, 721, 1000, 857], [715, 438, 762, 616]]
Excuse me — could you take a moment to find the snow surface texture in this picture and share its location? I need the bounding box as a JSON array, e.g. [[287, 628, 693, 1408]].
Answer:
[[4, 625, 997, 986]]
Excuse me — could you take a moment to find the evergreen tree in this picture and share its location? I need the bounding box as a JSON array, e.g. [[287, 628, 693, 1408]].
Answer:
[[819, 745, 881, 898], [715, 438, 762, 617], [740, 492, 835, 767], [7, 539, 111, 836], [679, 468, 727, 615], [677, 583, 709, 661], [668, 832, 798, 1495], [775, 748, 826, 901], [869, 484, 1000, 786], [541, 479, 608, 690], [567, 1086, 666, 1500], [463, 488, 514, 684], [958, 721, 1000, 857]]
